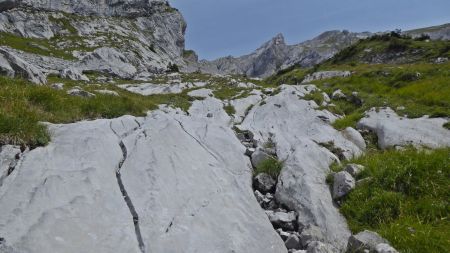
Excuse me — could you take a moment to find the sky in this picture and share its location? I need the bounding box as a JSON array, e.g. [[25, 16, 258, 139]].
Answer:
[[169, 0, 450, 60]]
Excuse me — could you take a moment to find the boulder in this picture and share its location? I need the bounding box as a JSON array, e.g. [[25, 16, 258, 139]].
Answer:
[[60, 67, 89, 81], [80, 47, 137, 79], [51, 83, 64, 90], [67, 87, 95, 98], [375, 243, 399, 253], [95, 90, 119, 96], [266, 210, 297, 231], [333, 171, 355, 199], [0, 48, 46, 84], [331, 89, 346, 100], [251, 149, 272, 168], [344, 164, 365, 177], [347, 230, 389, 253], [285, 234, 301, 250], [357, 107, 450, 149], [253, 173, 276, 193], [341, 127, 366, 151]]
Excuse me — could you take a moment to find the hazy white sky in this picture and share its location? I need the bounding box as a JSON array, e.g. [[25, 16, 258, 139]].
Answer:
[[170, 0, 450, 60]]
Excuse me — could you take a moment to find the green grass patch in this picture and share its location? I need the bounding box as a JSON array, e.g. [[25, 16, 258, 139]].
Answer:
[[338, 148, 450, 253], [0, 76, 196, 147], [223, 104, 236, 116], [332, 112, 364, 130], [254, 157, 284, 178]]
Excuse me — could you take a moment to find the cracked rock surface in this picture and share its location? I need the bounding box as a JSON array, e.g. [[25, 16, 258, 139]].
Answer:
[[0, 97, 286, 253]]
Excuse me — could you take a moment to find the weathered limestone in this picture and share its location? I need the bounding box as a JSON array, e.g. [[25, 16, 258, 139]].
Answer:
[[358, 107, 450, 149]]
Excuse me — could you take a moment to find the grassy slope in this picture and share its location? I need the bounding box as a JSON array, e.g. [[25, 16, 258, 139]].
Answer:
[[0, 76, 194, 147], [334, 148, 450, 253], [267, 34, 450, 130], [268, 33, 450, 253]]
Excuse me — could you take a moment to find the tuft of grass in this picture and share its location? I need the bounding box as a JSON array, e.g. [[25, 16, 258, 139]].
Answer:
[[254, 157, 284, 178], [223, 104, 236, 116], [444, 122, 450, 130], [339, 148, 450, 253], [303, 91, 324, 105], [332, 112, 364, 129]]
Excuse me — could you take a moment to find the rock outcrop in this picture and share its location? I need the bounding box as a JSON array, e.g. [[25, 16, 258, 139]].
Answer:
[[0, 98, 287, 253], [0, 0, 187, 83], [357, 107, 450, 149], [238, 85, 365, 250]]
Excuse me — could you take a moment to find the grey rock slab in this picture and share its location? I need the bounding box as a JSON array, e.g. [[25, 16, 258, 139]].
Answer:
[[119, 81, 207, 96], [119, 107, 287, 252], [357, 107, 450, 149], [332, 171, 355, 199], [240, 84, 364, 250], [0, 104, 287, 252], [347, 230, 389, 253], [0, 118, 142, 253], [187, 88, 213, 98], [230, 91, 263, 123]]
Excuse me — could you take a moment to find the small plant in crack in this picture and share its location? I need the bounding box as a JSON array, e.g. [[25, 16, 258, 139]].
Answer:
[[254, 157, 284, 178]]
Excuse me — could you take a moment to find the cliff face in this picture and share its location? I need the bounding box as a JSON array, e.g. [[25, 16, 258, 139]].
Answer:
[[190, 31, 371, 78], [0, 0, 186, 83]]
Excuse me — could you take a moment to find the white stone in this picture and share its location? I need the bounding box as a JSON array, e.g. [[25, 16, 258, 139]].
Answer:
[[357, 107, 450, 149], [333, 171, 355, 199], [240, 85, 364, 250]]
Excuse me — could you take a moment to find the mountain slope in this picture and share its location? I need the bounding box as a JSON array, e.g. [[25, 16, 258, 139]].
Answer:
[[188, 30, 371, 78], [0, 0, 186, 84]]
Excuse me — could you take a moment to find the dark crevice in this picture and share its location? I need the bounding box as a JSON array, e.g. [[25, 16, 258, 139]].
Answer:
[[110, 124, 145, 253]]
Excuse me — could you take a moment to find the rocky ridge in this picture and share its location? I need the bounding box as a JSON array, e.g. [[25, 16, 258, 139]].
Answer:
[[0, 0, 186, 84], [188, 31, 371, 78]]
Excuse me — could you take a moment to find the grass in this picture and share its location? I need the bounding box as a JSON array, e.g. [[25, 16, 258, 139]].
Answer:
[[265, 36, 450, 130], [0, 32, 76, 60], [336, 148, 450, 253], [223, 104, 236, 116], [254, 157, 284, 178], [0, 76, 194, 147]]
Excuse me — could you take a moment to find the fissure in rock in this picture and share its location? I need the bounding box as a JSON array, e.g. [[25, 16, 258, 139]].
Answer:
[[111, 128, 146, 253]]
